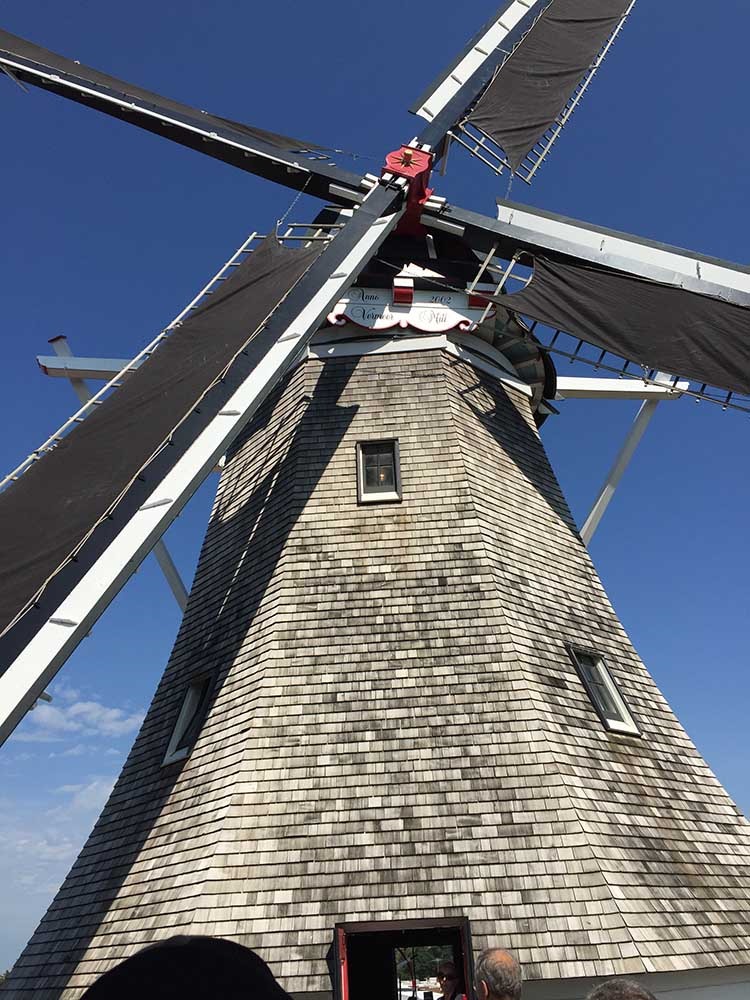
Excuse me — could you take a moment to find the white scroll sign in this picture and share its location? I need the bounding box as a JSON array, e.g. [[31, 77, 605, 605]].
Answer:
[[327, 287, 495, 333]]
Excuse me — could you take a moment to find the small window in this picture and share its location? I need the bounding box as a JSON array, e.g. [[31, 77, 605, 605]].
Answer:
[[567, 646, 640, 736], [162, 674, 213, 765], [357, 440, 401, 503]]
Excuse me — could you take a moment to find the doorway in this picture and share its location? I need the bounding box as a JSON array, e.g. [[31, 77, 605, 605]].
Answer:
[[331, 917, 474, 1000]]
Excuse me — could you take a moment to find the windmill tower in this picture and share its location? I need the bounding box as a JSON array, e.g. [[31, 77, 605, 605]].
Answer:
[[2, 4, 750, 999]]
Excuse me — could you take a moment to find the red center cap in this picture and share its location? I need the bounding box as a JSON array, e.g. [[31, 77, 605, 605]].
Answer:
[[381, 145, 435, 235], [383, 146, 433, 180]]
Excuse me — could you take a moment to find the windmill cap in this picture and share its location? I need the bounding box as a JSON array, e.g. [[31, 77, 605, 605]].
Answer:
[[80, 935, 292, 1000]]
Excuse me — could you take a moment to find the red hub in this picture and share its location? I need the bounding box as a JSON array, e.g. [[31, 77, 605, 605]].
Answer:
[[382, 145, 434, 235]]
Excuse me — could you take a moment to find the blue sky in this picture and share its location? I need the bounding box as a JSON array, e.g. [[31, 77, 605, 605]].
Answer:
[[1, 0, 749, 973]]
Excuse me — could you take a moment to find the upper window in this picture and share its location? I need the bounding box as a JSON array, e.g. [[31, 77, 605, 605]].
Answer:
[[568, 646, 640, 736], [162, 674, 213, 765], [357, 440, 401, 503]]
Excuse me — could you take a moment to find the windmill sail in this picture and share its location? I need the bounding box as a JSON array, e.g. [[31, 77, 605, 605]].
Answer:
[[503, 257, 750, 396], [464, 0, 633, 173], [0, 28, 363, 202], [411, 1, 635, 181], [423, 200, 750, 398], [0, 235, 323, 640]]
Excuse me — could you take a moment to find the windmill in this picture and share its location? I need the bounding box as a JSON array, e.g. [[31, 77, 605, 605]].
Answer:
[[1, 2, 750, 998]]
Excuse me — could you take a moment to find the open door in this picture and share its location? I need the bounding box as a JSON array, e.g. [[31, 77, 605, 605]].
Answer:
[[331, 917, 474, 1000]]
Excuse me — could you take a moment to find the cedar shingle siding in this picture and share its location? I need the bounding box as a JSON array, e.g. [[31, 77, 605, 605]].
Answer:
[[6, 349, 750, 997]]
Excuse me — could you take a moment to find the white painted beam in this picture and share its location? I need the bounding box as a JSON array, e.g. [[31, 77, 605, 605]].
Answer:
[[413, 0, 542, 123], [493, 201, 750, 305], [38, 354, 135, 381], [556, 376, 688, 400]]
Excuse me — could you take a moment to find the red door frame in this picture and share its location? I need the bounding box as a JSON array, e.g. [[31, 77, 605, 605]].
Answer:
[[333, 916, 475, 1000]]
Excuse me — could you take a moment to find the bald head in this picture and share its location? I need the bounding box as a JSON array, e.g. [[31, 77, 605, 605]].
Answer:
[[475, 949, 522, 1000]]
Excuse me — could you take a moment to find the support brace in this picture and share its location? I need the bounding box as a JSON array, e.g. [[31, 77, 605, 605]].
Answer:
[[580, 398, 660, 546]]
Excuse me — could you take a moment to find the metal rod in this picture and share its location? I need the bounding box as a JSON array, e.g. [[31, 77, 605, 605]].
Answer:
[[580, 397, 660, 546], [476, 253, 520, 327], [153, 540, 188, 611], [463, 124, 508, 165], [1, 64, 29, 92], [449, 129, 518, 181], [467, 241, 500, 293]]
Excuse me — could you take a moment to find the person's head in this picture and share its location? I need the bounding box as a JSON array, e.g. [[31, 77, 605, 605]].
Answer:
[[80, 935, 292, 1000], [475, 949, 522, 1000], [437, 961, 461, 997], [586, 981, 656, 1000]]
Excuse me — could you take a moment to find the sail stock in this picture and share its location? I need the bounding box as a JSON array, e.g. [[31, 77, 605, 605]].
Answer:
[[0, 28, 363, 202]]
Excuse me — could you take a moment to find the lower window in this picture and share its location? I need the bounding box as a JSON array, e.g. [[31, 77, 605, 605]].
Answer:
[[162, 674, 213, 764], [567, 645, 641, 736]]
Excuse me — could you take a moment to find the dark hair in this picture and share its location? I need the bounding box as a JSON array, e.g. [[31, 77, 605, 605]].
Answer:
[[80, 935, 292, 1000], [587, 980, 656, 1000], [475, 949, 522, 1000], [437, 960, 464, 995]]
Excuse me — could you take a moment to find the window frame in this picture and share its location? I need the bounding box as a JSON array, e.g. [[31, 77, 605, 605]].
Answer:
[[356, 439, 402, 504], [162, 673, 214, 765], [566, 644, 641, 737]]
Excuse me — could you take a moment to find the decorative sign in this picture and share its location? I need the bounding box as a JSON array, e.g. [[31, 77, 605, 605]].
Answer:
[[327, 287, 495, 333]]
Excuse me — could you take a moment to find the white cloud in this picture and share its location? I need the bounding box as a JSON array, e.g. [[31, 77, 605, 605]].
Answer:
[[14, 698, 144, 744], [10, 831, 78, 865], [56, 783, 84, 794], [68, 701, 144, 736], [48, 743, 89, 759], [0, 774, 118, 906], [50, 775, 117, 817], [1, 680, 142, 970], [53, 683, 81, 705]]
